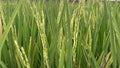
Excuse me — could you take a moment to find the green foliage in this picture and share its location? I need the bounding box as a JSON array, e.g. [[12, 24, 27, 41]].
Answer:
[[0, 0, 120, 68]]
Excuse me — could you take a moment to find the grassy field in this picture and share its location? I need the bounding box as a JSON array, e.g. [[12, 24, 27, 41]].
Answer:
[[0, 0, 120, 68]]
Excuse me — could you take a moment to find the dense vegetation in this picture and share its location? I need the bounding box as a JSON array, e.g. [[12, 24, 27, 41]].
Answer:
[[0, 0, 120, 68]]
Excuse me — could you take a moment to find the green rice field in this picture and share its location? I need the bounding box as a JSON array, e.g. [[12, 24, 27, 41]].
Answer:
[[0, 0, 120, 68]]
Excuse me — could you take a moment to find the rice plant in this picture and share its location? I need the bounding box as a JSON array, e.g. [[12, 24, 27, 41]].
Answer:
[[0, 0, 120, 68]]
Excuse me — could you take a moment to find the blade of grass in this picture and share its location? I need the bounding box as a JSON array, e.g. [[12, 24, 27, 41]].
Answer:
[[0, 1, 22, 60]]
